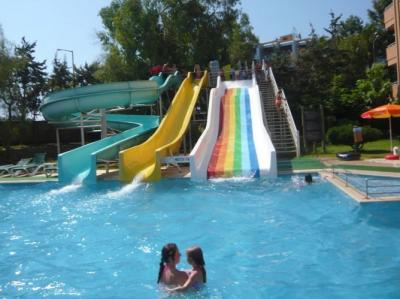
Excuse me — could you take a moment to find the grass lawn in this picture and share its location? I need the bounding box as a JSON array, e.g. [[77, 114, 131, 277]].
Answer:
[[304, 139, 396, 159]]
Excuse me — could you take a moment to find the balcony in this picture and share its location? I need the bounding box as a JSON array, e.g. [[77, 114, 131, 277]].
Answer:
[[387, 42, 397, 66], [385, 2, 395, 31]]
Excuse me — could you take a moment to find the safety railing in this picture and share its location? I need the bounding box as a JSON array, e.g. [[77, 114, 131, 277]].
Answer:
[[253, 61, 271, 136], [364, 178, 400, 199], [331, 165, 352, 187], [331, 166, 400, 199], [267, 65, 301, 157]]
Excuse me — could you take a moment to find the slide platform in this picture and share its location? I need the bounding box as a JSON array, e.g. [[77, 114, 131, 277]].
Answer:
[[40, 73, 180, 184], [190, 76, 277, 180], [119, 72, 208, 182]]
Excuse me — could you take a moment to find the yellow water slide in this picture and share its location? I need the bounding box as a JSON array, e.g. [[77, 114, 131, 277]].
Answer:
[[119, 72, 208, 182]]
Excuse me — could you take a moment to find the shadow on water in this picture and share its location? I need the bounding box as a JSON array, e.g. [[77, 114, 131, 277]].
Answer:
[[357, 202, 400, 229]]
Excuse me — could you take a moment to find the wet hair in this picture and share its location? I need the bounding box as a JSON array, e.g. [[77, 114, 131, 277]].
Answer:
[[305, 174, 313, 184], [157, 243, 178, 283], [187, 246, 206, 283]]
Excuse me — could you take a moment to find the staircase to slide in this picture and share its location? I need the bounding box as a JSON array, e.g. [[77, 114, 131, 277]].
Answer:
[[256, 68, 299, 159]]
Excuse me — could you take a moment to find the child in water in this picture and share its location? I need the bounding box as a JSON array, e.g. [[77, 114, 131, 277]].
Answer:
[[167, 246, 206, 292], [157, 243, 188, 286]]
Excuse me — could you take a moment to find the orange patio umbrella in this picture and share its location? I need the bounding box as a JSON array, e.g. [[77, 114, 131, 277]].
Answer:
[[361, 104, 400, 150]]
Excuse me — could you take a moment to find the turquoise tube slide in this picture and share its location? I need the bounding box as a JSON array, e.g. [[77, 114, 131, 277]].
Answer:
[[40, 73, 180, 184]]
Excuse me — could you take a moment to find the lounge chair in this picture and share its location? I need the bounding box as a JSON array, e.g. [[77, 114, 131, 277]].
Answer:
[[0, 164, 17, 174], [0, 158, 33, 176], [10, 153, 47, 177]]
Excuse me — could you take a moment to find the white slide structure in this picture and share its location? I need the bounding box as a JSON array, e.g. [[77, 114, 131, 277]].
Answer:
[[190, 74, 277, 180]]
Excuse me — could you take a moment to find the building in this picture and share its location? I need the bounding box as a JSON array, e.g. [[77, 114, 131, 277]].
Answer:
[[384, 0, 400, 98], [255, 33, 310, 63]]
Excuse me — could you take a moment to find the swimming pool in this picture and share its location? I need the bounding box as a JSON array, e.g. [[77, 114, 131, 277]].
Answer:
[[1, 176, 400, 298]]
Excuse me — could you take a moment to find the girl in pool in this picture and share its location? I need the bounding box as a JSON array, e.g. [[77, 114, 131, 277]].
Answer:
[[167, 246, 206, 292], [157, 243, 188, 286]]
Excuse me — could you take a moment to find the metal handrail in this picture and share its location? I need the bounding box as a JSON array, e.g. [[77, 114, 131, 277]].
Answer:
[[268, 67, 301, 157], [332, 166, 400, 199], [332, 167, 351, 186], [255, 64, 271, 136], [365, 178, 400, 198]]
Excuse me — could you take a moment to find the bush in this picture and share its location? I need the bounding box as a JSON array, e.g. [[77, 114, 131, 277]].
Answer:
[[326, 124, 382, 145], [326, 124, 354, 145], [362, 126, 383, 142]]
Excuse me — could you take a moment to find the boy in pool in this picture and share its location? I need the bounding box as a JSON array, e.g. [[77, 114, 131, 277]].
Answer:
[[167, 246, 206, 292], [305, 174, 313, 184], [157, 243, 188, 286]]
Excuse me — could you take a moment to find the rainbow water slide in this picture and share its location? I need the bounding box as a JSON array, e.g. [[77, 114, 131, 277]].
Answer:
[[190, 75, 277, 179], [40, 73, 180, 184], [119, 72, 208, 182]]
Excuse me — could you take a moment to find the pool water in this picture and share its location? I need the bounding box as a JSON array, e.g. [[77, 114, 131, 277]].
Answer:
[[1, 176, 400, 298]]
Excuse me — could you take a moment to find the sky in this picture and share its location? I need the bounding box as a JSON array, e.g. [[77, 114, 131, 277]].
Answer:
[[0, 0, 373, 71]]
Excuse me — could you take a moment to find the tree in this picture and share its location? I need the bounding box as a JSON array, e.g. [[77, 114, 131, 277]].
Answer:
[[367, 0, 393, 61], [97, 0, 257, 81], [48, 58, 72, 92], [98, 0, 165, 80], [338, 15, 364, 37], [8, 37, 47, 120], [324, 12, 343, 42], [228, 13, 258, 63], [76, 62, 102, 86], [94, 45, 131, 82], [368, 0, 393, 27], [0, 25, 17, 120], [352, 63, 391, 109]]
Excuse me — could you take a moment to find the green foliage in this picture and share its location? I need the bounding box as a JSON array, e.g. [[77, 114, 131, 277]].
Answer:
[[272, 3, 393, 126], [0, 26, 18, 120], [367, 0, 392, 61], [326, 124, 355, 145], [362, 126, 383, 142], [228, 13, 258, 63], [76, 62, 102, 87], [48, 58, 72, 92], [0, 25, 103, 120], [352, 63, 391, 109], [326, 124, 383, 145], [9, 37, 47, 120], [95, 45, 132, 82], [97, 0, 258, 81], [338, 15, 364, 37], [368, 0, 393, 27]]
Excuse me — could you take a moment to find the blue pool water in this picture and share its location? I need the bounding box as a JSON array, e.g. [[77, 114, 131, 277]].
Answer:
[[1, 176, 400, 298]]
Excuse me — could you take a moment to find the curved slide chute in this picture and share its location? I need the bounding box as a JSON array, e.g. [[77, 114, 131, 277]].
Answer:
[[190, 76, 277, 180], [40, 73, 180, 184], [119, 72, 208, 182]]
